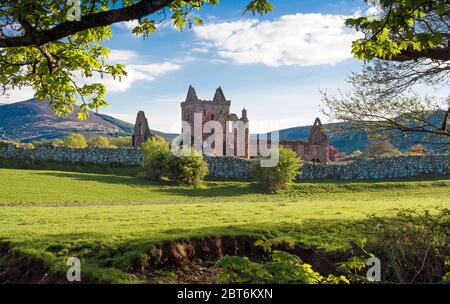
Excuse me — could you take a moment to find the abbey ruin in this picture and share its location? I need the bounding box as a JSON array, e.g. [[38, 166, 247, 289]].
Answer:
[[181, 85, 250, 158], [132, 85, 331, 163]]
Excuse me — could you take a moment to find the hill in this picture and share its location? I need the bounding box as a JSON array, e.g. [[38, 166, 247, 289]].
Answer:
[[263, 111, 447, 153], [0, 99, 177, 142], [0, 99, 445, 152], [273, 122, 369, 153]]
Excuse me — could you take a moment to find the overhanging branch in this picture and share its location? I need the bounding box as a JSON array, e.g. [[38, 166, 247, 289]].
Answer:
[[0, 0, 175, 47], [391, 46, 450, 62]]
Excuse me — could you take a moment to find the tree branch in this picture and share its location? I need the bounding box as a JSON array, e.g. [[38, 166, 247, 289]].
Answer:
[[0, 0, 176, 47], [390, 46, 450, 62]]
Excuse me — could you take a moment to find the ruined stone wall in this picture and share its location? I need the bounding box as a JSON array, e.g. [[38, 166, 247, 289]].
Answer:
[[298, 155, 449, 180], [204, 156, 253, 179], [0, 143, 448, 180], [0, 143, 143, 166], [204, 155, 449, 180]]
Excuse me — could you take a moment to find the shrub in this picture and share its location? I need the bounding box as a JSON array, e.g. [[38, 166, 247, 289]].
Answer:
[[50, 139, 65, 147], [64, 133, 88, 149], [216, 240, 349, 284], [21, 143, 35, 149], [168, 148, 208, 187], [142, 136, 172, 181], [252, 147, 302, 193], [365, 138, 401, 157], [365, 209, 450, 283], [350, 150, 363, 158], [88, 136, 116, 149], [109, 136, 132, 148]]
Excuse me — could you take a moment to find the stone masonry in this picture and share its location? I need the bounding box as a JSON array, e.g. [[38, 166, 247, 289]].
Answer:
[[0, 142, 448, 180]]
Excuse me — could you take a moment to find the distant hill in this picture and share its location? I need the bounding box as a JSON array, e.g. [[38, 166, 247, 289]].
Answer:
[[267, 112, 447, 153], [271, 122, 369, 154], [1, 99, 445, 152], [0, 99, 177, 142]]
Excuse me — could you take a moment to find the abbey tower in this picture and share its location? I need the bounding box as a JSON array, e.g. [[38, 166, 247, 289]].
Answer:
[[181, 85, 250, 158]]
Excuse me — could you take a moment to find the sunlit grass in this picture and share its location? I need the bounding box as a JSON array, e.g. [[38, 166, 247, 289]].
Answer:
[[0, 168, 448, 282]]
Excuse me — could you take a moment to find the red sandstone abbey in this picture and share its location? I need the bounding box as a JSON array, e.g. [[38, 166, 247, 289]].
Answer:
[[132, 85, 331, 163]]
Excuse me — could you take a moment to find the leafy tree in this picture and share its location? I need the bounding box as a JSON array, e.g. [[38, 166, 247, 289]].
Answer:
[[0, 0, 272, 118], [365, 137, 402, 157], [350, 149, 364, 158], [347, 0, 449, 63], [252, 147, 302, 194], [20, 142, 35, 149], [168, 147, 208, 187], [109, 136, 133, 148], [142, 135, 172, 181], [50, 138, 65, 147], [324, 0, 449, 143], [63, 133, 88, 148], [366, 209, 450, 283], [88, 136, 116, 148], [322, 72, 450, 144]]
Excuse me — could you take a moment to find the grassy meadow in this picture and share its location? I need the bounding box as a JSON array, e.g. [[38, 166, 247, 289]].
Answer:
[[0, 167, 449, 282]]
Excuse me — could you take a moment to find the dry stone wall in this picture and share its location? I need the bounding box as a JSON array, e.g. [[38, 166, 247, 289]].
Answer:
[[299, 155, 449, 180], [0, 143, 143, 166], [0, 143, 448, 180]]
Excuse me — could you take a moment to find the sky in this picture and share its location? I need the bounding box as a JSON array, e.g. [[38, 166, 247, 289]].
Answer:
[[0, 0, 385, 133]]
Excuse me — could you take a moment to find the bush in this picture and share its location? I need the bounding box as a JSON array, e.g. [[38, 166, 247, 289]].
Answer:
[[216, 240, 349, 284], [252, 147, 302, 193], [109, 136, 132, 148], [64, 133, 88, 149], [88, 136, 116, 149], [18, 142, 34, 149], [365, 138, 401, 157], [364, 209, 450, 283], [350, 150, 363, 158], [169, 148, 208, 187], [50, 139, 65, 147], [142, 136, 172, 181]]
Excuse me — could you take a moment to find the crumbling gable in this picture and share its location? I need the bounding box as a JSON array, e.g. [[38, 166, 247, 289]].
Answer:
[[132, 111, 153, 147]]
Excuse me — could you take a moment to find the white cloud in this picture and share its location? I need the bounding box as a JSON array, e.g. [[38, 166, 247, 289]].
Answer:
[[0, 86, 35, 104], [107, 49, 138, 63], [193, 13, 363, 67], [115, 19, 174, 34], [82, 48, 181, 92], [0, 49, 181, 102], [366, 6, 382, 16], [191, 47, 209, 53], [77, 61, 181, 92], [116, 20, 139, 30]]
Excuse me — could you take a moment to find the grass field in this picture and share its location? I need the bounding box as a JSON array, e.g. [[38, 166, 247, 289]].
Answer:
[[0, 168, 449, 282]]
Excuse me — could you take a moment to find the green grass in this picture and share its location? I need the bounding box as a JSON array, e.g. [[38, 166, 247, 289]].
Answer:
[[0, 168, 449, 282]]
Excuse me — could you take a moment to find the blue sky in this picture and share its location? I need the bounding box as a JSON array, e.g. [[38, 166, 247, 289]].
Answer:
[[2, 0, 379, 133]]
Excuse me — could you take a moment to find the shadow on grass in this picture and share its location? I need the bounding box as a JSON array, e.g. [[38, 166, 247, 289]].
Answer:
[[35, 171, 262, 197], [36, 171, 152, 187], [157, 182, 261, 198], [0, 157, 140, 176], [34, 171, 449, 199]]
